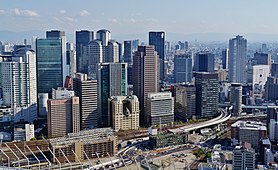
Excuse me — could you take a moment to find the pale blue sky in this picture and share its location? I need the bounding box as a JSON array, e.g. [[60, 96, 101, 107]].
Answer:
[[0, 0, 277, 36]]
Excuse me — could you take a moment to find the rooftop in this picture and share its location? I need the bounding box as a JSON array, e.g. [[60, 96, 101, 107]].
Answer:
[[49, 128, 116, 147], [231, 120, 267, 131]]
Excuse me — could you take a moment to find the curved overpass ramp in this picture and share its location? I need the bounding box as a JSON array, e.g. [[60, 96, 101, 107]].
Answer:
[[169, 109, 231, 133]]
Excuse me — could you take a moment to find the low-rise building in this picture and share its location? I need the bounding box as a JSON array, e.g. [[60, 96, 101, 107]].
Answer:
[[149, 130, 188, 149], [14, 124, 34, 141], [49, 128, 117, 162]]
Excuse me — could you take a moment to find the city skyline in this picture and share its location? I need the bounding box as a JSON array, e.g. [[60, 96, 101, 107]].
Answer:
[[2, 0, 278, 42]]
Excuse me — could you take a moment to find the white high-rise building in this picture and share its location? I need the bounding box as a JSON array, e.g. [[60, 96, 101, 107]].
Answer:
[[1, 48, 37, 122], [96, 29, 111, 46], [66, 42, 76, 77], [145, 92, 174, 126], [228, 35, 247, 84], [247, 65, 270, 91]]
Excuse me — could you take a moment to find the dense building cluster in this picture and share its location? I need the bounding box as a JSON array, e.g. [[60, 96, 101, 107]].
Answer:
[[1, 29, 278, 169]]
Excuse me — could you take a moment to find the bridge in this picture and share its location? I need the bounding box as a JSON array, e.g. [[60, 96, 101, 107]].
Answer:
[[169, 109, 231, 134]]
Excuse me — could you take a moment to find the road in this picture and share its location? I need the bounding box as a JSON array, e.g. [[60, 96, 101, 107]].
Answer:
[[169, 108, 231, 133]]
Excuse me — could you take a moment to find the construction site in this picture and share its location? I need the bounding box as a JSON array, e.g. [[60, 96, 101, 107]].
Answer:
[[0, 128, 118, 169]]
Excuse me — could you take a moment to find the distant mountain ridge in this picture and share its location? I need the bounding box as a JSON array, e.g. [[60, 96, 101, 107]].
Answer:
[[1, 30, 278, 43]]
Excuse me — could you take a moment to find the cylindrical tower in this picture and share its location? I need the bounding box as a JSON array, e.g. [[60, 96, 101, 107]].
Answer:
[[230, 83, 242, 116]]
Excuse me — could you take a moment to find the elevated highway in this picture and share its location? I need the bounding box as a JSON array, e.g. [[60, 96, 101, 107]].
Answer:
[[169, 109, 231, 133]]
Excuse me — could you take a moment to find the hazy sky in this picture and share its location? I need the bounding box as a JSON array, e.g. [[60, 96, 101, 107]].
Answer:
[[0, 0, 278, 36]]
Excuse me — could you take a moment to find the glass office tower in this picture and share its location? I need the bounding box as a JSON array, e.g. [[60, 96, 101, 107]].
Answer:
[[36, 39, 63, 97]]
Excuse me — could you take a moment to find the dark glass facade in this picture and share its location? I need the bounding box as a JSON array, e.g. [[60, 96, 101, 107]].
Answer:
[[195, 72, 219, 118], [36, 39, 63, 96], [194, 52, 215, 72], [174, 54, 192, 83], [98, 63, 127, 127], [149, 31, 165, 81], [76, 30, 94, 73]]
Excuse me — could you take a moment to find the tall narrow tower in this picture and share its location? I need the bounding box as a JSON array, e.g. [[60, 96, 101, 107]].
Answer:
[[133, 45, 159, 125], [228, 35, 247, 83], [76, 30, 94, 73], [149, 31, 165, 81], [98, 63, 127, 127], [46, 30, 68, 83]]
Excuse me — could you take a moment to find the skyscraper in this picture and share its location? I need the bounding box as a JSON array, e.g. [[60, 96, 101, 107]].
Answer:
[[265, 77, 278, 101], [133, 46, 159, 125], [66, 42, 76, 77], [175, 84, 196, 120], [123, 39, 140, 65], [123, 40, 132, 65], [86, 30, 119, 79], [230, 83, 242, 116], [195, 72, 219, 118], [47, 96, 80, 138], [149, 31, 165, 81], [1, 48, 37, 122], [174, 54, 192, 83], [247, 65, 270, 90], [108, 95, 140, 132], [76, 30, 94, 73], [222, 48, 228, 69], [271, 63, 278, 77], [106, 40, 119, 63], [145, 92, 174, 126], [269, 119, 278, 142], [73, 73, 98, 129], [262, 43, 267, 53], [96, 29, 111, 46], [87, 40, 102, 78], [228, 35, 247, 83], [36, 38, 63, 97], [253, 52, 271, 66], [194, 52, 215, 72], [46, 30, 69, 83], [98, 63, 127, 127]]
